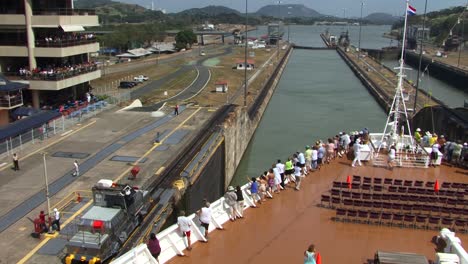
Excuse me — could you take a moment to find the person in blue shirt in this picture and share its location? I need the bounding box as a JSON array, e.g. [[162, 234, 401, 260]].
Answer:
[[249, 177, 260, 206]]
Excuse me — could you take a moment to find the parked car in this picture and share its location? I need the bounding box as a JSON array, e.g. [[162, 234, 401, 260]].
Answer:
[[119, 81, 135, 89], [133, 75, 149, 83]]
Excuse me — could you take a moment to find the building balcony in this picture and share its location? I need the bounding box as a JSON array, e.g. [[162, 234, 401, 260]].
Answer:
[[6, 66, 101, 91], [0, 91, 23, 110], [32, 9, 99, 27], [35, 40, 99, 57], [32, 9, 96, 16], [0, 40, 99, 57], [0, 9, 98, 27], [0, 14, 26, 25]]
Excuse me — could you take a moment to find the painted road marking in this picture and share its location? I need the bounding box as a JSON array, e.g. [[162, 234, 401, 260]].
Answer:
[[60, 130, 74, 136], [0, 120, 97, 173]]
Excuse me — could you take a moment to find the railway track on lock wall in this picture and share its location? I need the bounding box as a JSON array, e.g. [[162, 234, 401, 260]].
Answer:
[[115, 104, 236, 258]]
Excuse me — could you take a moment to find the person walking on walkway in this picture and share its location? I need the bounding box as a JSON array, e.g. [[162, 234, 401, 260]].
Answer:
[[174, 104, 179, 116], [12, 153, 19, 171], [147, 233, 161, 261], [177, 211, 192, 250], [52, 208, 60, 231], [224, 186, 238, 221], [351, 138, 363, 167], [73, 160, 79, 176], [197, 201, 212, 239]]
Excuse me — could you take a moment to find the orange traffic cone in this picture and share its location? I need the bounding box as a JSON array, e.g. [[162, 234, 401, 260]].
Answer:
[[346, 175, 351, 189], [434, 180, 440, 193], [76, 192, 82, 203]]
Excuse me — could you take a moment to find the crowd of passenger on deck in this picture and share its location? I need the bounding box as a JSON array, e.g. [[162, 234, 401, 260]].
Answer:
[[413, 128, 468, 167], [174, 127, 467, 261]]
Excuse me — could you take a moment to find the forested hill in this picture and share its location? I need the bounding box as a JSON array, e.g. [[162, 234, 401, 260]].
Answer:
[[392, 6, 467, 45]]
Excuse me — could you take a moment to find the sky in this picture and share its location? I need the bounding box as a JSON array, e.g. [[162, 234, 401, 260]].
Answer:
[[123, 0, 467, 16]]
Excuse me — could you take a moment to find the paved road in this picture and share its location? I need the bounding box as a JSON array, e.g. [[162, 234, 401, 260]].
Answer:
[[133, 47, 233, 112], [130, 66, 192, 100]]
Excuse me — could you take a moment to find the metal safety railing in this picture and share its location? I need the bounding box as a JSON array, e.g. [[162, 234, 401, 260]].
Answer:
[[0, 100, 112, 159]]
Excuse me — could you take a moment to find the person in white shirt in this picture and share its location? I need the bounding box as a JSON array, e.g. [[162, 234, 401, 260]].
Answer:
[[177, 211, 192, 250], [197, 201, 212, 239], [430, 143, 441, 167], [294, 164, 303, 191], [297, 151, 307, 174], [311, 146, 318, 170], [73, 160, 79, 176], [352, 138, 363, 167], [275, 160, 285, 188], [53, 208, 61, 231], [272, 164, 282, 193], [387, 145, 396, 170]]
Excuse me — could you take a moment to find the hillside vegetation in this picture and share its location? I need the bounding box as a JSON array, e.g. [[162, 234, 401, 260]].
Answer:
[[392, 6, 467, 45], [75, 0, 164, 24]]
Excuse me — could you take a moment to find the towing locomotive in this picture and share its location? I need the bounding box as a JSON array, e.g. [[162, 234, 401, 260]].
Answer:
[[65, 179, 154, 264]]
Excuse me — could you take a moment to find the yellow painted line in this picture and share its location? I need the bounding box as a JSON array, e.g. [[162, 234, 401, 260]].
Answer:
[[0, 120, 97, 172], [155, 166, 165, 175], [17, 199, 93, 264]]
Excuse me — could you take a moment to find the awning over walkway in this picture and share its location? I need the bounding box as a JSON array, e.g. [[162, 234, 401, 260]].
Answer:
[[0, 111, 61, 141], [0, 75, 28, 92], [60, 25, 85, 32]]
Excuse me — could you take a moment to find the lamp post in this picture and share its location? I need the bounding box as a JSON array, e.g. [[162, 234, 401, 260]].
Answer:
[[244, 0, 248, 107], [277, 1, 282, 60], [413, 0, 428, 113], [358, 1, 364, 59], [287, 6, 292, 43], [42, 152, 51, 219], [457, 7, 466, 68]]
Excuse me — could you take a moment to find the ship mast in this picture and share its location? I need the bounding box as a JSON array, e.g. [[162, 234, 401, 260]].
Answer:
[[378, 0, 415, 153]]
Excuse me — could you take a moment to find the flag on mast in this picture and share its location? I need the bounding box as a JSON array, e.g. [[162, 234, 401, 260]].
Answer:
[[407, 5, 416, 16]]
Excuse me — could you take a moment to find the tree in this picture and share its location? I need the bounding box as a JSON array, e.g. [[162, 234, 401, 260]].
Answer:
[[175, 29, 197, 50]]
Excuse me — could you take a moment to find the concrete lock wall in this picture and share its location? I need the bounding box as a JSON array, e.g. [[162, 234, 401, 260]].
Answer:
[[222, 47, 293, 188]]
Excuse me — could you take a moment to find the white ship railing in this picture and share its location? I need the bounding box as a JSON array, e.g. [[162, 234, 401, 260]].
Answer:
[[370, 133, 430, 168], [156, 181, 269, 263], [110, 244, 158, 264], [439, 228, 468, 264], [112, 179, 275, 264]]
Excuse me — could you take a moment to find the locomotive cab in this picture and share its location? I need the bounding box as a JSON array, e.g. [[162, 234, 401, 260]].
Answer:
[[65, 180, 151, 263]]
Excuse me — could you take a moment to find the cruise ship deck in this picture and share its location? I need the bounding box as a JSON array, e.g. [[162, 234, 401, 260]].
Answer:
[[168, 157, 468, 264]]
